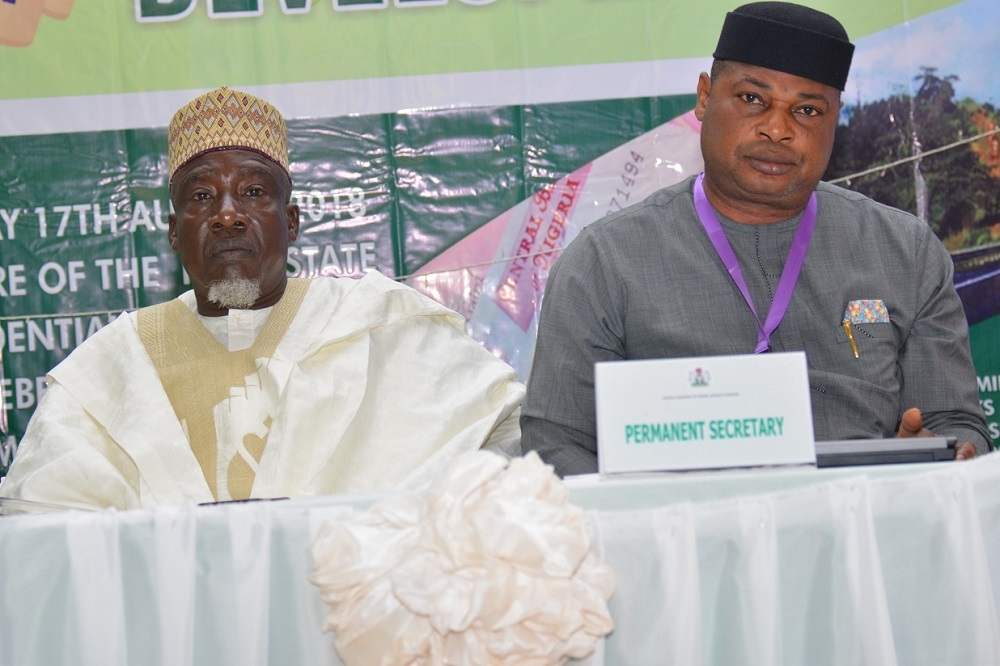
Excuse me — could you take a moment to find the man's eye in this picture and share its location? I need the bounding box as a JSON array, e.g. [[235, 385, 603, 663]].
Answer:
[[246, 187, 264, 197], [739, 93, 762, 105], [798, 106, 821, 117], [193, 191, 211, 201]]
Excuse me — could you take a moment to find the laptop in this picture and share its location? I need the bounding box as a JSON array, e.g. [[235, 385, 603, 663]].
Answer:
[[814, 436, 956, 468]]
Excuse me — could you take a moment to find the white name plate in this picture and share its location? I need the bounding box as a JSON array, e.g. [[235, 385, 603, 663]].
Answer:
[[596, 351, 816, 474]]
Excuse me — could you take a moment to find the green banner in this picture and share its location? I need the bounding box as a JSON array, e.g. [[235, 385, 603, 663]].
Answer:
[[971, 318, 1000, 442], [1, 0, 961, 99], [0, 94, 698, 473]]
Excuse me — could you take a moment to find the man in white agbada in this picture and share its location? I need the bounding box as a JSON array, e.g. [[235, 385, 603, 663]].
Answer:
[[0, 87, 524, 510]]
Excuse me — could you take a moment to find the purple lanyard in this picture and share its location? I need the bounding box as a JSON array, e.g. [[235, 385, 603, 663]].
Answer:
[[693, 173, 817, 354]]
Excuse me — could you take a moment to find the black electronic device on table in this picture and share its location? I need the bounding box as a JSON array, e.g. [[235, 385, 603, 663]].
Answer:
[[815, 436, 957, 468]]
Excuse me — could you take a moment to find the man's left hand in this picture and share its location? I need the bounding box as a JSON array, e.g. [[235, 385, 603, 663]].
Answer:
[[896, 407, 976, 460]]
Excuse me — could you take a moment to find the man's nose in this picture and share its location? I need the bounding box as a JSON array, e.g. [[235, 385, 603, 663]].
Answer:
[[757, 107, 794, 143], [212, 193, 246, 229]]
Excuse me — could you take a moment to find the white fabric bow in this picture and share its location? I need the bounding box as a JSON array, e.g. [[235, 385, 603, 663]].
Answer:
[[310, 451, 616, 665]]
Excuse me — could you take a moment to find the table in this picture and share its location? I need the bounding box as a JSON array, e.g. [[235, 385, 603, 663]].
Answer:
[[2, 452, 999, 665]]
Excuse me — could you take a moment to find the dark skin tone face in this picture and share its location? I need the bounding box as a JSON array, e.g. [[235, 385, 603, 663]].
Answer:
[[695, 60, 842, 224], [168, 149, 300, 317]]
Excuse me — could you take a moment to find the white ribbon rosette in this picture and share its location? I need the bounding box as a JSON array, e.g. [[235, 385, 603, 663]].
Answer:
[[309, 451, 616, 665]]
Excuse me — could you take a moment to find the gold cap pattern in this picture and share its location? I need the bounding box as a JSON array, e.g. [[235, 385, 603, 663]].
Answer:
[[168, 86, 290, 184]]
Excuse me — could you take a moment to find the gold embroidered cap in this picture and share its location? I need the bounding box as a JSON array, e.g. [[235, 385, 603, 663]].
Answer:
[[168, 86, 290, 184]]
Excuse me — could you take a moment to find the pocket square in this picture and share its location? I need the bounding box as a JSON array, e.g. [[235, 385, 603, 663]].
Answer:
[[843, 299, 889, 324]]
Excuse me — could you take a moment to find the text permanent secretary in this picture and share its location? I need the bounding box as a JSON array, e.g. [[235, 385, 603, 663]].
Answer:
[[625, 417, 785, 444]]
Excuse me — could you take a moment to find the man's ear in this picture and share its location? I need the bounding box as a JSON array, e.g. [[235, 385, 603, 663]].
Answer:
[[168, 213, 179, 251], [694, 72, 712, 122], [286, 204, 300, 243]]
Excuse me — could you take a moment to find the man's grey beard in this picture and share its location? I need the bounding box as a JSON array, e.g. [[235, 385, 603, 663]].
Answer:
[[207, 278, 262, 310]]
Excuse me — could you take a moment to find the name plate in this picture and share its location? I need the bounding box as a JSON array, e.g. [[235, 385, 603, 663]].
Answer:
[[596, 352, 815, 474]]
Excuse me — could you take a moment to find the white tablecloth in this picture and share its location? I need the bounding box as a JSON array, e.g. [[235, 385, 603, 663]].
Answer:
[[2, 451, 1000, 665]]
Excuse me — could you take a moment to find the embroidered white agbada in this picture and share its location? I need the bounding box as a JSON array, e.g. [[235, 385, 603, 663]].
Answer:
[[0, 273, 524, 510]]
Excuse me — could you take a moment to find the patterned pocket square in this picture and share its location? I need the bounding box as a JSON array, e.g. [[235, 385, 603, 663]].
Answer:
[[843, 299, 890, 324]]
